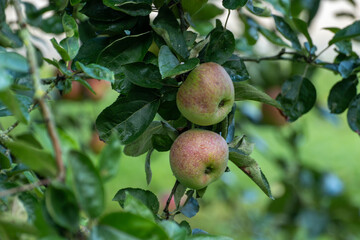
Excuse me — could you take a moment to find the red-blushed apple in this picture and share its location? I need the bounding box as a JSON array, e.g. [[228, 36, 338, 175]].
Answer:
[[84, 79, 111, 101], [169, 129, 229, 190], [261, 86, 287, 126], [90, 131, 106, 154], [62, 81, 83, 100], [176, 62, 235, 126]]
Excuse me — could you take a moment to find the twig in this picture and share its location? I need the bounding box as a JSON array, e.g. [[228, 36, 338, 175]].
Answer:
[[225, 9, 231, 29], [302, 64, 310, 78], [0, 179, 50, 198], [163, 180, 179, 219], [12, 0, 65, 181], [315, 45, 331, 60]]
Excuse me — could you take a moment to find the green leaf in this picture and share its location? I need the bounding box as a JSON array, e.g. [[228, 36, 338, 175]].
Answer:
[[98, 134, 122, 181], [145, 148, 153, 185], [293, 18, 313, 47], [0, 91, 31, 123], [96, 88, 160, 143], [0, 68, 12, 91], [338, 59, 360, 78], [234, 82, 282, 109], [121, 62, 163, 89], [0, 24, 23, 48], [75, 62, 114, 83], [81, 0, 127, 21], [60, 37, 80, 60], [69, 150, 105, 218], [182, 0, 208, 16], [90, 225, 139, 240], [88, 17, 138, 36], [329, 20, 360, 45], [123, 121, 167, 157], [162, 58, 200, 79], [158, 45, 179, 77], [151, 134, 173, 152], [258, 27, 290, 47], [180, 196, 199, 218], [347, 94, 360, 134], [204, 20, 235, 64], [152, 6, 189, 60], [222, 0, 248, 9], [0, 51, 29, 72], [0, 149, 11, 169], [74, 37, 111, 65], [103, 0, 152, 16], [113, 188, 159, 215], [45, 183, 79, 232], [5, 141, 57, 178], [246, 0, 268, 16], [51, 38, 70, 61], [174, 182, 187, 209], [160, 220, 188, 240], [328, 76, 358, 114], [273, 15, 301, 51], [276, 75, 317, 121], [161, 121, 179, 141], [229, 147, 273, 199], [98, 212, 169, 239], [0, 216, 39, 239], [192, 3, 224, 21], [222, 55, 250, 82], [97, 32, 152, 73], [62, 13, 78, 38], [122, 191, 155, 220]]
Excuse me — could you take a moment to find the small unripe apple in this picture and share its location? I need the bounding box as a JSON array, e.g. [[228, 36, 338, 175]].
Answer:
[[84, 79, 111, 101], [261, 86, 287, 126], [90, 132, 106, 154], [62, 81, 83, 100], [169, 129, 228, 190], [176, 62, 235, 126]]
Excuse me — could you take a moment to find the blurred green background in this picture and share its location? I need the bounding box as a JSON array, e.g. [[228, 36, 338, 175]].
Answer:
[[2, 62, 359, 240]]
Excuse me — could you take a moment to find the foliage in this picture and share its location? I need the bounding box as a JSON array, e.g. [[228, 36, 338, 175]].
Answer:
[[0, 0, 359, 239]]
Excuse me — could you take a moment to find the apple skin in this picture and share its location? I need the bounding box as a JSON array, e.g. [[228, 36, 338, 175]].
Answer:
[[62, 81, 83, 100], [169, 129, 229, 190], [90, 131, 106, 154], [261, 86, 287, 126], [84, 79, 111, 101], [176, 62, 235, 126]]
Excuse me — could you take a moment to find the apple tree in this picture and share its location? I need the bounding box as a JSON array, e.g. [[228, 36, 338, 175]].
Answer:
[[0, 0, 360, 239]]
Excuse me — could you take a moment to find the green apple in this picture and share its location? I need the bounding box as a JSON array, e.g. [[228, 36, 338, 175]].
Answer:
[[176, 62, 234, 126], [169, 129, 228, 190]]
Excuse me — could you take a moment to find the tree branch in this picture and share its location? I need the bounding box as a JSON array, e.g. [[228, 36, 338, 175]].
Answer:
[[12, 0, 65, 181], [163, 180, 179, 220], [0, 179, 50, 198]]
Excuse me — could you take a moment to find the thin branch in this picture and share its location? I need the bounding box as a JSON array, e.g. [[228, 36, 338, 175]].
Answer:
[[12, 0, 65, 181], [163, 180, 179, 220], [225, 9, 231, 29], [315, 45, 331, 60], [0, 179, 50, 198]]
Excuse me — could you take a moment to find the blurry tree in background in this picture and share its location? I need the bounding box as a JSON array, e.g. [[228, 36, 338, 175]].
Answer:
[[0, 0, 360, 239]]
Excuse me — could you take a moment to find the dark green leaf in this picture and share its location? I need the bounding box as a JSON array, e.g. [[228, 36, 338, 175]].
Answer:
[[90, 225, 139, 240], [5, 141, 57, 178], [184, 31, 198, 47], [192, 4, 224, 21], [347, 94, 360, 134], [152, 6, 189, 60], [204, 20, 235, 64], [103, 0, 152, 16], [121, 62, 163, 89], [51, 38, 70, 61], [222, 0, 248, 9], [74, 37, 111, 65], [335, 40, 352, 56], [182, 0, 207, 16], [273, 15, 301, 51], [151, 134, 173, 152], [113, 188, 159, 215], [39, 15, 64, 34], [329, 20, 360, 45], [69, 150, 105, 218], [145, 148, 153, 185], [123, 121, 167, 156], [293, 18, 313, 47], [98, 134, 122, 181], [222, 55, 250, 82], [0, 91, 31, 123], [88, 17, 138, 35], [0, 150, 11, 170], [97, 32, 152, 73], [246, 0, 267, 16], [81, 0, 127, 21], [180, 197, 199, 218], [276, 75, 317, 121], [75, 62, 114, 83], [328, 76, 358, 113], [62, 13, 78, 38], [45, 183, 79, 232], [96, 88, 160, 143], [174, 182, 187, 209], [234, 82, 282, 109], [158, 45, 179, 77], [98, 212, 168, 239], [0, 24, 23, 48], [163, 58, 200, 79], [259, 27, 289, 47], [229, 147, 273, 199], [160, 221, 188, 240], [123, 191, 155, 220], [161, 121, 179, 141]]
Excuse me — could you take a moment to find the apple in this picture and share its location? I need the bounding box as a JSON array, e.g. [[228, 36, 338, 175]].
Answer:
[[62, 81, 83, 100], [90, 131, 106, 154], [84, 79, 111, 101], [261, 86, 287, 126], [176, 62, 234, 126], [169, 129, 228, 190]]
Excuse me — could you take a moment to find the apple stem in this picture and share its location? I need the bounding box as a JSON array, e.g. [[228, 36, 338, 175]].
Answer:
[[163, 180, 179, 219]]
